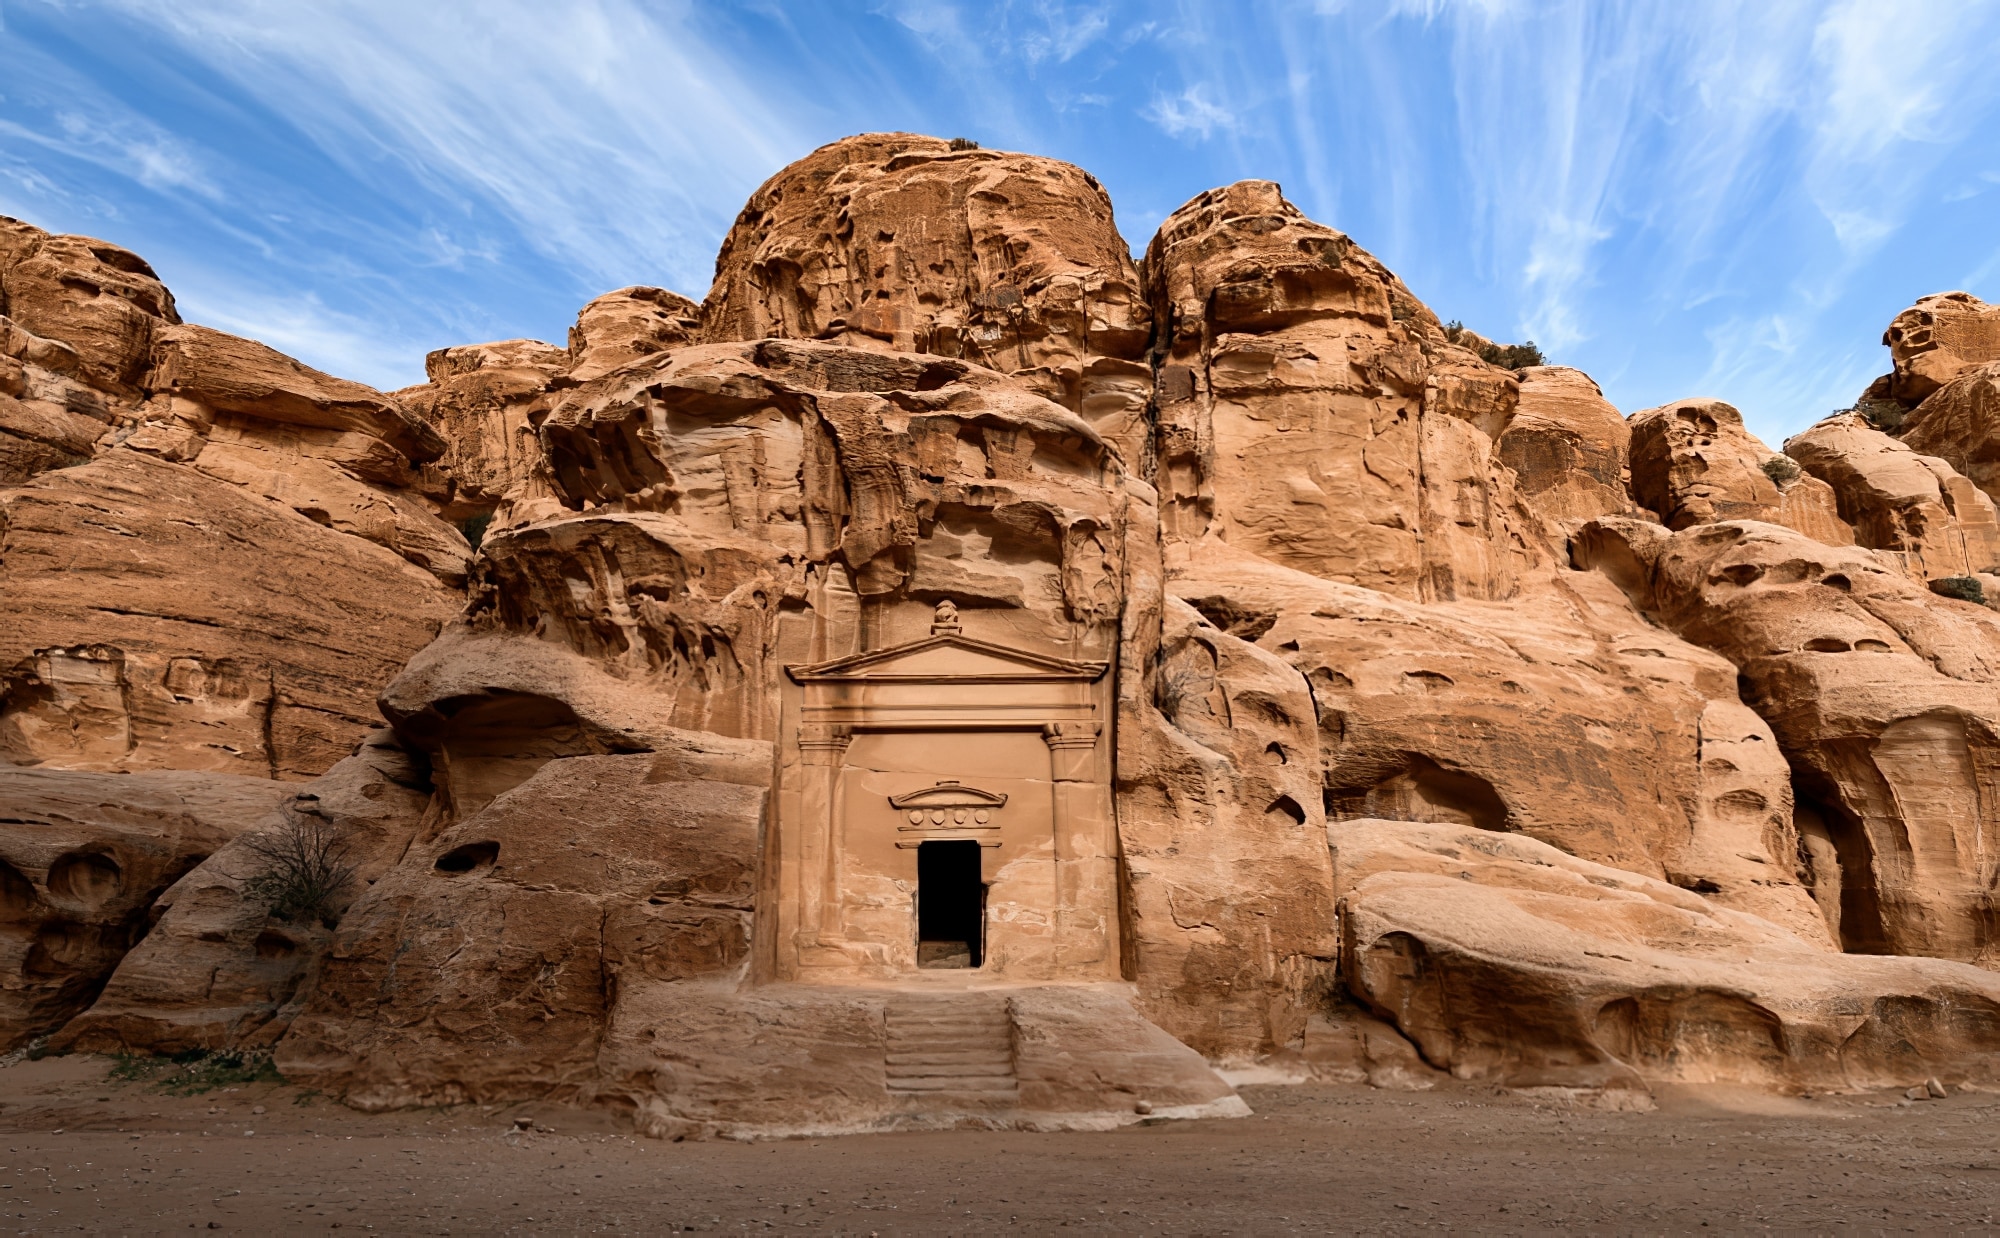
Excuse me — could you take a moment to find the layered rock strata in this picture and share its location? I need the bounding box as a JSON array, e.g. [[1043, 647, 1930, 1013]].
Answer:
[[0, 216, 466, 780]]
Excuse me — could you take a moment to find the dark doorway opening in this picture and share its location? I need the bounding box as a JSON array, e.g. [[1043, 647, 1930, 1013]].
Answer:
[[916, 840, 985, 968]]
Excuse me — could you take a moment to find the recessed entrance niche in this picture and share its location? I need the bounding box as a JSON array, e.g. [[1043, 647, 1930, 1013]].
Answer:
[[917, 840, 986, 968], [764, 600, 1120, 984]]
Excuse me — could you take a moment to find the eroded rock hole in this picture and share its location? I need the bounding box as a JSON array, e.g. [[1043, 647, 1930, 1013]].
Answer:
[[0, 861, 38, 921], [47, 852, 122, 908], [1267, 795, 1308, 826], [254, 930, 299, 960], [916, 840, 984, 969], [435, 841, 500, 875]]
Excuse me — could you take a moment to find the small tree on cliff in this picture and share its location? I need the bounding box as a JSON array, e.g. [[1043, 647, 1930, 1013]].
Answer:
[[241, 802, 357, 928]]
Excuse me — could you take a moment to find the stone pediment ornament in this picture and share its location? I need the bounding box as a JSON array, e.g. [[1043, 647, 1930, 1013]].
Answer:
[[785, 599, 1108, 683], [891, 780, 1007, 832]]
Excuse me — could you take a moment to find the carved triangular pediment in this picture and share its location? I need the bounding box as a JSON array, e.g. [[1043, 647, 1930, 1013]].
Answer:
[[787, 633, 1108, 683]]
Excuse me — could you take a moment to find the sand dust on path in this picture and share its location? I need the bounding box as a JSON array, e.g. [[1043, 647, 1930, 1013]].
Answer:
[[0, 1054, 1993, 1233]]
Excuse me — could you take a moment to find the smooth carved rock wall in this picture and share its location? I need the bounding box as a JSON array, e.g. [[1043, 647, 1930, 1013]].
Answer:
[[0, 452, 459, 779]]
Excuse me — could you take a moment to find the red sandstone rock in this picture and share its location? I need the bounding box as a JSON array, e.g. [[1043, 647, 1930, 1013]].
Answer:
[[1142, 180, 1534, 602], [1883, 292, 2000, 405], [0, 451, 459, 778], [1786, 411, 2000, 580], [0, 766, 282, 1049], [1336, 817, 2000, 1094], [700, 134, 1153, 461], [1575, 516, 2000, 961], [52, 731, 431, 1055], [11, 137, 2000, 1127], [567, 286, 699, 382], [0, 216, 177, 396], [1896, 361, 2000, 511], [1499, 365, 1635, 531]]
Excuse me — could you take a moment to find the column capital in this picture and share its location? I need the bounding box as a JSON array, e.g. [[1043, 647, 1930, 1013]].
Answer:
[[797, 723, 854, 750], [798, 723, 853, 765], [1042, 720, 1101, 750]]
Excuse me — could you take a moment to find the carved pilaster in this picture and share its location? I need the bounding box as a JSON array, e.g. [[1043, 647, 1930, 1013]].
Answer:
[[796, 724, 853, 948], [1044, 720, 1116, 973]]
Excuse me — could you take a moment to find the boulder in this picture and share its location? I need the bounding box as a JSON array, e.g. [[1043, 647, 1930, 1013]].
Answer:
[[0, 767, 282, 1049], [274, 750, 767, 1107], [1498, 366, 1635, 531], [1883, 292, 2000, 405], [1786, 411, 2000, 580], [0, 217, 178, 395], [567, 286, 699, 382], [1335, 817, 2000, 1094]]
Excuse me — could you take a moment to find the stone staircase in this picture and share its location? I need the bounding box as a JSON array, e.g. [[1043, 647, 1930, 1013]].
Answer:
[[884, 991, 1019, 1104]]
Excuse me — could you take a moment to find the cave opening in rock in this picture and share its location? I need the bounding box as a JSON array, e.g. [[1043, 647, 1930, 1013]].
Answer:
[[916, 840, 985, 968], [1793, 781, 1890, 954], [1327, 754, 1511, 832]]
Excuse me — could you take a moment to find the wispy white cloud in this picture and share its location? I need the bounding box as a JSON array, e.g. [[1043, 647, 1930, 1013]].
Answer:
[[0, 107, 219, 202], [2, 0, 1995, 435], [1143, 84, 1234, 140], [97, 0, 808, 297], [1019, 1, 1113, 64], [1803, 0, 2000, 257]]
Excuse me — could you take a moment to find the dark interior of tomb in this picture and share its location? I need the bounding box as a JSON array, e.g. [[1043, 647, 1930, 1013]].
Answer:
[[917, 840, 985, 968]]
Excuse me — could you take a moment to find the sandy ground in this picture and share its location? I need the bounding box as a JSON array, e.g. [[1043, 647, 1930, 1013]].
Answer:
[[0, 1056, 1995, 1234]]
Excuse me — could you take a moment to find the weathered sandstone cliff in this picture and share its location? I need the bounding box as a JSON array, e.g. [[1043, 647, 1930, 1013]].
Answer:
[[6, 136, 2000, 1128]]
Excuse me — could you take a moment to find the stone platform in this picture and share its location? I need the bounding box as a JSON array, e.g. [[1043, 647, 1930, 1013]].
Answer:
[[589, 981, 1249, 1139]]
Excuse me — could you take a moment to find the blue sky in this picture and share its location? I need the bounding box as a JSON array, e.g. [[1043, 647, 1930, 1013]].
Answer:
[[2, 1, 1997, 444]]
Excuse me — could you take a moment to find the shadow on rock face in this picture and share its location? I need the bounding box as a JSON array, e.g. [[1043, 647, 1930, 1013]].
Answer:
[[0, 766, 287, 1051]]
